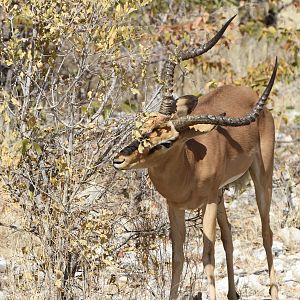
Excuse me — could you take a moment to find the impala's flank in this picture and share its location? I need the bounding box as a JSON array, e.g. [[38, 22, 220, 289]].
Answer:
[[113, 16, 278, 300]]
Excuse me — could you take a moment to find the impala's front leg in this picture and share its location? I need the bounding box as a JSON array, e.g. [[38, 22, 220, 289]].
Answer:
[[203, 201, 218, 300], [168, 206, 186, 300]]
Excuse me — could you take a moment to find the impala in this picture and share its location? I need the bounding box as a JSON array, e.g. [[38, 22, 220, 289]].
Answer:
[[113, 16, 278, 300]]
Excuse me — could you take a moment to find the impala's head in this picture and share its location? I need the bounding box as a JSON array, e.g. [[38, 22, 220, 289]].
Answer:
[[113, 101, 216, 170], [113, 113, 178, 170]]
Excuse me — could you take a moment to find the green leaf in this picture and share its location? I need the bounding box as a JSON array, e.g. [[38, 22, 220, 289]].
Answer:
[[121, 102, 135, 113], [15, 139, 32, 154], [33, 142, 43, 155]]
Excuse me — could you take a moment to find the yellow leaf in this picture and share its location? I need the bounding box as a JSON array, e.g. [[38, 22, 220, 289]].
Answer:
[[135, 121, 142, 128], [55, 279, 62, 288], [268, 26, 276, 35], [131, 88, 140, 95], [23, 271, 33, 280], [5, 59, 13, 66], [79, 239, 87, 246], [138, 144, 144, 153], [55, 269, 63, 279], [141, 0, 152, 6], [108, 26, 117, 47], [142, 140, 151, 148], [11, 97, 20, 107], [132, 130, 141, 139], [102, 259, 114, 266]]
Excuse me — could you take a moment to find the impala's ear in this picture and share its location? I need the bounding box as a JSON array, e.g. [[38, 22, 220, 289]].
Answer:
[[173, 95, 198, 118], [188, 124, 216, 133], [172, 95, 216, 140], [178, 123, 216, 141]]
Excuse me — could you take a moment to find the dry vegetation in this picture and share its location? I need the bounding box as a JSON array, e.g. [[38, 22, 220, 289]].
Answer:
[[0, 0, 299, 299]]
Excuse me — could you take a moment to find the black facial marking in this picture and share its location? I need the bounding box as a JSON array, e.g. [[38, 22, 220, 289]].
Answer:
[[120, 140, 139, 155], [149, 141, 173, 155], [148, 144, 161, 154], [141, 132, 150, 139]]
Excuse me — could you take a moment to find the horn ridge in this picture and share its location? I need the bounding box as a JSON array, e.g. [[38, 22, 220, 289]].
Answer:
[[180, 15, 236, 61], [159, 60, 177, 115], [159, 15, 236, 116], [173, 58, 278, 131]]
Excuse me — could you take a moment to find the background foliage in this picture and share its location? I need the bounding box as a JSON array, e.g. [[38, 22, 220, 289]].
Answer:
[[0, 0, 299, 299]]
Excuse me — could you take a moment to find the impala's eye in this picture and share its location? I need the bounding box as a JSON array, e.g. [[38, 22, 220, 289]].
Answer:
[[160, 141, 172, 148]]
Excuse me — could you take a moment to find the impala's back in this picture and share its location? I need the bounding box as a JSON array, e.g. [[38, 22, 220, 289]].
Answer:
[[192, 85, 275, 188]]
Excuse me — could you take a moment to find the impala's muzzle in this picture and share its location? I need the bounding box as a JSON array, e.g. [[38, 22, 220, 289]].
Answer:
[[113, 140, 140, 170]]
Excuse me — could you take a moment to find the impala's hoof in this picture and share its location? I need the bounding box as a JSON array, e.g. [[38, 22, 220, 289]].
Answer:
[[227, 291, 240, 300], [269, 284, 279, 299], [193, 292, 202, 300]]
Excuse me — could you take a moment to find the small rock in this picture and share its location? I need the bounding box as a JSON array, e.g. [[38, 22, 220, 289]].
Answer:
[[276, 133, 293, 143], [253, 247, 266, 261], [274, 258, 284, 273], [215, 244, 226, 266], [233, 248, 242, 261], [216, 277, 228, 291], [236, 274, 263, 290], [0, 291, 4, 300], [232, 240, 242, 260], [117, 275, 128, 289], [291, 261, 300, 282], [289, 227, 300, 243], [229, 199, 239, 209], [0, 258, 7, 273], [284, 270, 294, 283], [74, 271, 83, 278], [272, 240, 284, 256], [279, 227, 300, 247], [102, 284, 118, 294]]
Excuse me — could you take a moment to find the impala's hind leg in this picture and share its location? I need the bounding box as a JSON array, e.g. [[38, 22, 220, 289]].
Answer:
[[249, 145, 278, 299], [217, 192, 239, 300]]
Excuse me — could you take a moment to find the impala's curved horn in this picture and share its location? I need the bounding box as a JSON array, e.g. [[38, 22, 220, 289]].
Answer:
[[159, 15, 236, 116], [173, 57, 278, 131]]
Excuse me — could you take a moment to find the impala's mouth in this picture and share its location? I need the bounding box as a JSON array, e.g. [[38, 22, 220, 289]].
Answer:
[[113, 158, 126, 170]]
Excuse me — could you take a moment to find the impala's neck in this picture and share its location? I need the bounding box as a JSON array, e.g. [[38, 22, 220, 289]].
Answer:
[[148, 142, 195, 206]]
